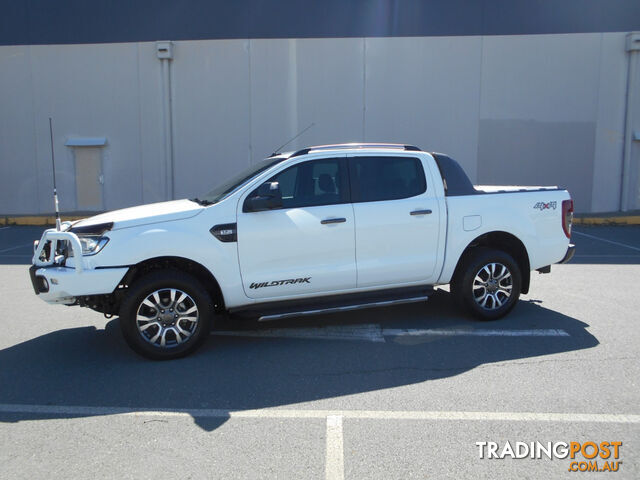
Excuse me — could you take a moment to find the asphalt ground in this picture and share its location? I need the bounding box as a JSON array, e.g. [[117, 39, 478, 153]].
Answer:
[[0, 225, 638, 479]]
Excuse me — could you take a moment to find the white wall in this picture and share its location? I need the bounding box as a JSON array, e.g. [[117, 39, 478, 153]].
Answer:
[[0, 33, 632, 214], [364, 36, 483, 181], [476, 33, 628, 213]]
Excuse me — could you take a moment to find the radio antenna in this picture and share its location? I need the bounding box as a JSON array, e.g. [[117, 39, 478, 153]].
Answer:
[[48, 117, 62, 231], [271, 122, 315, 156]]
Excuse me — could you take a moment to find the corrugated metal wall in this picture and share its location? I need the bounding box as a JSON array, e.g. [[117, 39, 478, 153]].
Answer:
[[0, 33, 631, 214]]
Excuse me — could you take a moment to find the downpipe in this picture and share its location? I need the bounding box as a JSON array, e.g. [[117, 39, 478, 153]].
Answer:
[[620, 32, 640, 211], [157, 41, 175, 201]]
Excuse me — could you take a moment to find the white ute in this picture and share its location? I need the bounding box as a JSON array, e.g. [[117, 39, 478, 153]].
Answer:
[[30, 144, 575, 359]]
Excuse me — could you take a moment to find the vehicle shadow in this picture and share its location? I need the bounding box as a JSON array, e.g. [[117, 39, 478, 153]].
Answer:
[[0, 290, 598, 431]]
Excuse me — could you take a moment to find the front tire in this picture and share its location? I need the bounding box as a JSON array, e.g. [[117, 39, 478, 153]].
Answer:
[[452, 248, 521, 321], [119, 270, 213, 360]]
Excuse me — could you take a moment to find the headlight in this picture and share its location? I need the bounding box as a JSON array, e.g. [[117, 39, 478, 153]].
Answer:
[[67, 236, 109, 256]]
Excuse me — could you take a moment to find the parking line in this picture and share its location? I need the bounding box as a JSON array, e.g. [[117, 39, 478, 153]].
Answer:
[[325, 416, 344, 480], [572, 230, 640, 252], [212, 326, 570, 342], [574, 254, 640, 257], [383, 328, 570, 337], [213, 324, 385, 342], [0, 404, 637, 423], [0, 242, 33, 253]]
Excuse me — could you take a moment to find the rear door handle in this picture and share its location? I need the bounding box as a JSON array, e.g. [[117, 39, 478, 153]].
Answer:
[[321, 217, 347, 224], [410, 209, 432, 216]]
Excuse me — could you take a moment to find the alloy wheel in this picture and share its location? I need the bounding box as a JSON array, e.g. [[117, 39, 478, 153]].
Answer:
[[135, 288, 199, 348], [472, 262, 513, 310]]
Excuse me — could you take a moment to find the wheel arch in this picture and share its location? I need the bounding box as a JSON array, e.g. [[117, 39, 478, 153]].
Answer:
[[122, 256, 225, 311], [452, 231, 531, 294]]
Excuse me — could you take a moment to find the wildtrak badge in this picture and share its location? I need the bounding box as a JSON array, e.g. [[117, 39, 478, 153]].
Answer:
[[250, 277, 311, 289]]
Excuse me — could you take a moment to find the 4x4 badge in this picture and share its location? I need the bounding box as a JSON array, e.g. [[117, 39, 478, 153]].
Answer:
[[533, 201, 557, 210], [250, 277, 311, 289]]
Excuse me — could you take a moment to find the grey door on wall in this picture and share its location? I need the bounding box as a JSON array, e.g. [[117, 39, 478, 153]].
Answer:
[[73, 147, 104, 211]]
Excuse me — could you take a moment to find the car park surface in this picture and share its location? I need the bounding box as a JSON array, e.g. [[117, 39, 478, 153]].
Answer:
[[1, 225, 639, 479]]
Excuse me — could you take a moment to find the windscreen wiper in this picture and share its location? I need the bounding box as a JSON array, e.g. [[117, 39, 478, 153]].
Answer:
[[190, 197, 213, 206]]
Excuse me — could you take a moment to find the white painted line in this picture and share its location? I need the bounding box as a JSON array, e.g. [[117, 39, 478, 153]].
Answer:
[[573, 230, 640, 252], [574, 254, 640, 257], [213, 324, 385, 343], [383, 328, 570, 337], [0, 226, 10, 231], [212, 325, 570, 342], [325, 416, 344, 480], [0, 242, 33, 253], [0, 404, 638, 424]]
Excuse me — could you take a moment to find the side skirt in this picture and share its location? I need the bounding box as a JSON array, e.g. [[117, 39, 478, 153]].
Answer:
[[230, 286, 433, 322]]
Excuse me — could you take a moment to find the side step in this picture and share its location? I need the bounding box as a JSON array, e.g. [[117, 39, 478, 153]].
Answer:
[[231, 286, 433, 322]]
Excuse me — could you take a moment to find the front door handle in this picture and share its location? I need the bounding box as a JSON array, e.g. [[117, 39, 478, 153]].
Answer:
[[321, 218, 347, 224], [410, 209, 432, 216]]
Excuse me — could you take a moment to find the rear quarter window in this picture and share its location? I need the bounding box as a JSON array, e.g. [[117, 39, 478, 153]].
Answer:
[[350, 156, 426, 203]]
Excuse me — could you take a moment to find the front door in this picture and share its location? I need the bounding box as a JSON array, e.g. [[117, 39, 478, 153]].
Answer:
[[237, 156, 356, 299], [348, 154, 442, 288]]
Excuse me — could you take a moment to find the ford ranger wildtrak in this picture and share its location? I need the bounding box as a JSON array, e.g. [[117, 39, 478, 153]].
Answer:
[[30, 143, 575, 359]]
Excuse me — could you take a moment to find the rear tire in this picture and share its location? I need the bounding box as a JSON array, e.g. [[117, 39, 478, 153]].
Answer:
[[451, 248, 521, 321], [119, 270, 213, 360]]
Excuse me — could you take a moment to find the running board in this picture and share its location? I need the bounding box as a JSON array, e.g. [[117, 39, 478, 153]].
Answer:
[[230, 287, 433, 322], [258, 295, 429, 321]]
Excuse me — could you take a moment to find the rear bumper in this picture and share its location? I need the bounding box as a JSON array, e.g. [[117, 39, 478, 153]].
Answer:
[[558, 244, 576, 264]]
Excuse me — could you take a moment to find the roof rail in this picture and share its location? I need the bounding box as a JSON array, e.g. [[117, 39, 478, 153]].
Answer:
[[289, 143, 422, 158]]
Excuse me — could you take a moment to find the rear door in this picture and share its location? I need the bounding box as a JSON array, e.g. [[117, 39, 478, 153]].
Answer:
[[237, 156, 356, 299], [348, 154, 442, 287]]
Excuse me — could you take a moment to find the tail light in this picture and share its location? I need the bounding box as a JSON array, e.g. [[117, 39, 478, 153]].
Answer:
[[562, 199, 573, 239]]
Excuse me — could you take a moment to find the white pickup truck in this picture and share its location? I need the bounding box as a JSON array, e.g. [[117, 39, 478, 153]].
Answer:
[[30, 143, 575, 359]]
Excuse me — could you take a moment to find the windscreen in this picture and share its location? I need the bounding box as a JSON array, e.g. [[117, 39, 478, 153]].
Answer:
[[195, 157, 286, 205]]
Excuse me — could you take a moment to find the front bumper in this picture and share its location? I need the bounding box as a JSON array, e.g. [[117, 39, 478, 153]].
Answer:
[[29, 265, 129, 304], [30, 228, 128, 304], [558, 244, 576, 264]]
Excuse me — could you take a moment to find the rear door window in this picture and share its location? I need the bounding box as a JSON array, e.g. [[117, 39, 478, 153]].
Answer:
[[349, 156, 426, 203]]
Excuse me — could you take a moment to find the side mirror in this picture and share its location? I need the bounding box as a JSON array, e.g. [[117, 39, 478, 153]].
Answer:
[[243, 181, 283, 212]]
